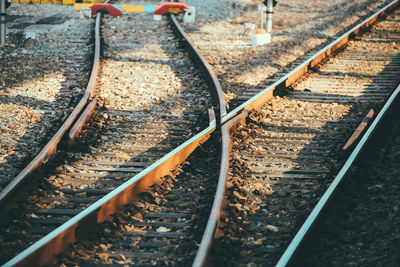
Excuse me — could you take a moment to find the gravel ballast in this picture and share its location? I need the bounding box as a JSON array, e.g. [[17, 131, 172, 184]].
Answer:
[[302, 108, 400, 266], [184, 0, 394, 109], [0, 4, 93, 190]]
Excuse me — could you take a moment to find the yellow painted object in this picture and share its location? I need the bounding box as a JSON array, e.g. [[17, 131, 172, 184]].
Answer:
[[74, 3, 92, 10], [62, 0, 75, 4], [11, 0, 87, 4], [167, 7, 181, 14], [83, 0, 104, 3], [121, 5, 145, 13]]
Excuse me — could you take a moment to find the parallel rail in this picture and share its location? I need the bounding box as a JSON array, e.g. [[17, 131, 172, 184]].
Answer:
[[0, 13, 101, 208], [277, 84, 400, 267], [2, 0, 400, 266], [221, 0, 400, 124], [2, 10, 227, 267], [198, 0, 400, 266]]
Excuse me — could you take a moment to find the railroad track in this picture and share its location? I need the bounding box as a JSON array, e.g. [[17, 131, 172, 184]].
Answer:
[[0, 7, 93, 191], [298, 102, 400, 266], [0, 1, 224, 265], [185, 0, 394, 112], [54, 134, 222, 266], [211, 2, 400, 266], [1, 1, 400, 266]]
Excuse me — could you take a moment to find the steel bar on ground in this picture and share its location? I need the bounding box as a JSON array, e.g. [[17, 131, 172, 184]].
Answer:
[[168, 14, 227, 123], [3, 118, 216, 267], [277, 83, 400, 267]]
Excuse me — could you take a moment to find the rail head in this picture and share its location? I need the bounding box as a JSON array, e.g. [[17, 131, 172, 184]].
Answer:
[[0, 13, 102, 209], [193, 110, 250, 267], [276, 85, 400, 266], [4, 115, 217, 267], [221, 0, 400, 125]]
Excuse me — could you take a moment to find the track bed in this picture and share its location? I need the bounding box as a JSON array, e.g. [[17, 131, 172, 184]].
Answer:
[[212, 7, 400, 266], [0, 10, 212, 265], [54, 136, 221, 266], [0, 5, 93, 190], [185, 0, 394, 111], [300, 104, 400, 266]]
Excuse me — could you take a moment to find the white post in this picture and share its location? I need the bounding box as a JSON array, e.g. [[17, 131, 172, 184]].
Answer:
[[0, 0, 6, 46], [266, 0, 273, 33], [183, 7, 195, 24]]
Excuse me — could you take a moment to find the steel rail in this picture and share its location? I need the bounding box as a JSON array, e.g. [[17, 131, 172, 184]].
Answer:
[[0, 13, 102, 209], [4, 114, 217, 267], [221, 0, 400, 125], [276, 81, 400, 266], [168, 14, 227, 122], [193, 110, 249, 267], [4, 9, 229, 267], [68, 99, 98, 146], [190, 1, 400, 265], [4, 1, 397, 265]]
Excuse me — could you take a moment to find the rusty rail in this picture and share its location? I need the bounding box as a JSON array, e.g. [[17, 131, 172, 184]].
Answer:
[[68, 99, 98, 146], [168, 14, 227, 122], [4, 113, 217, 267], [3, 1, 399, 265], [0, 13, 102, 209], [192, 1, 400, 265], [221, 0, 400, 124], [277, 81, 400, 266], [342, 109, 374, 151], [193, 110, 249, 267], [3, 9, 229, 266]]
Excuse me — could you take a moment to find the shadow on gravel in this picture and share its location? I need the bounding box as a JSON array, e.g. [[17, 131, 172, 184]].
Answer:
[[280, 41, 400, 266], [194, 0, 395, 111], [0, 1, 397, 264], [0, 11, 94, 190], [0, 50, 92, 190], [212, 24, 400, 265], [0, 15, 214, 264]]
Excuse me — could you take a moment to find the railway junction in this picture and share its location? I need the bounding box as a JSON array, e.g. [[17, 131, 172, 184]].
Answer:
[[0, 0, 399, 266]]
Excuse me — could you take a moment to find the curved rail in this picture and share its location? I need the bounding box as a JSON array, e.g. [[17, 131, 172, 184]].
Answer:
[[4, 115, 216, 267], [193, 110, 249, 267], [168, 14, 227, 122], [190, 1, 400, 266], [4, 1, 399, 265], [3, 10, 228, 267], [0, 13, 102, 209]]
